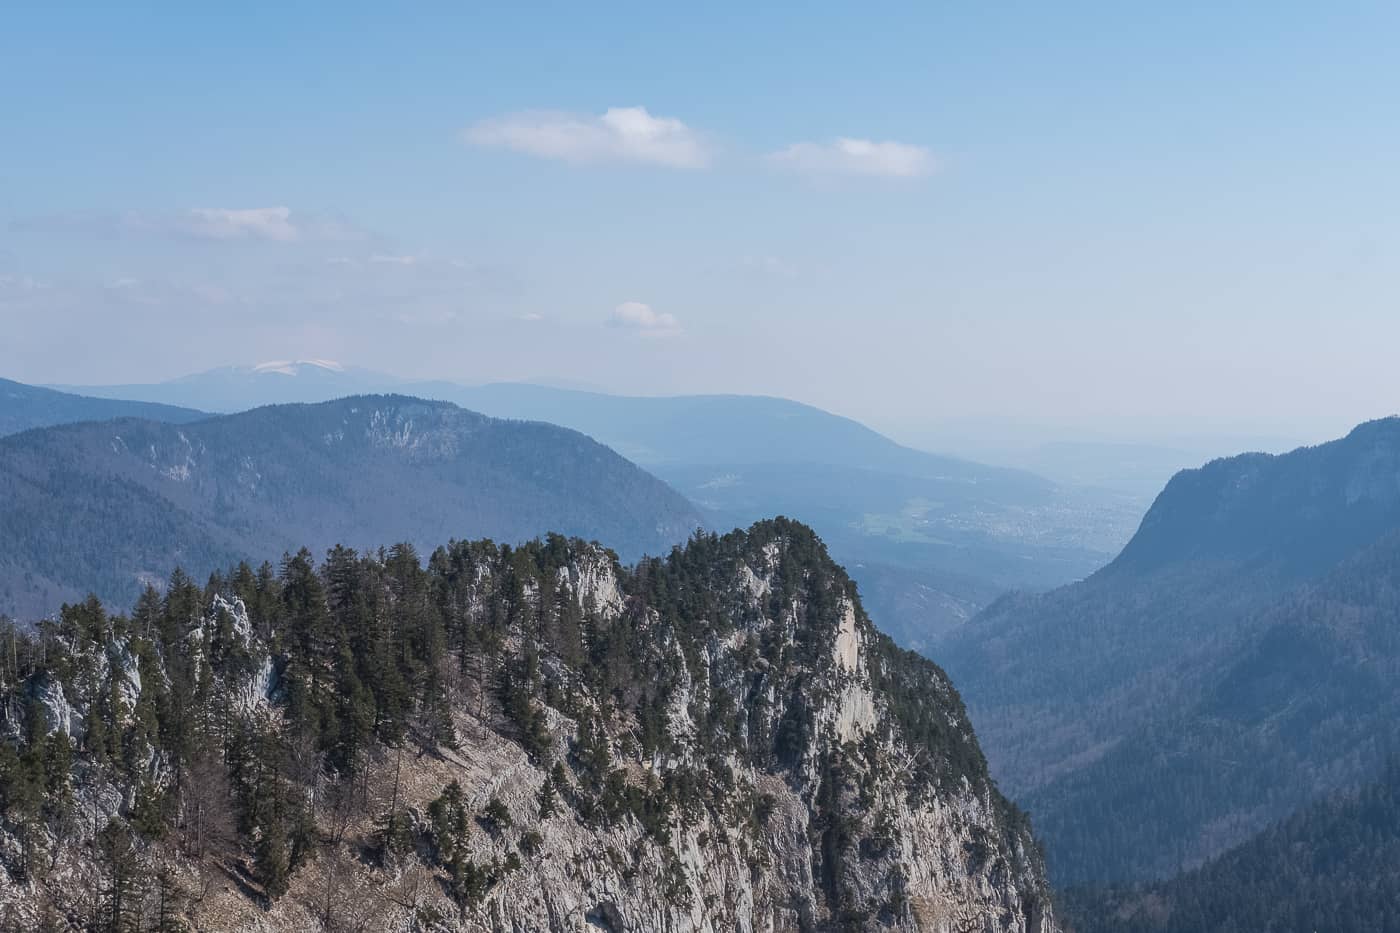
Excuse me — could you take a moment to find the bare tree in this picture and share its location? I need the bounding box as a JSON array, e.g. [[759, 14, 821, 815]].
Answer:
[[181, 748, 237, 861]]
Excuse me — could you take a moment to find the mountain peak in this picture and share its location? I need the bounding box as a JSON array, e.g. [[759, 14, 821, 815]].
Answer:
[[1110, 416, 1400, 574], [0, 520, 1059, 931]]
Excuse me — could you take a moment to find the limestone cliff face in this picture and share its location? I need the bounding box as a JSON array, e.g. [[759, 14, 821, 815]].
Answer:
[[0, 520, 1057, 932]]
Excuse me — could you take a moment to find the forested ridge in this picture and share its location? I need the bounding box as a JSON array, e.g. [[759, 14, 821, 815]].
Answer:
[[0, 518, 1056, 931]]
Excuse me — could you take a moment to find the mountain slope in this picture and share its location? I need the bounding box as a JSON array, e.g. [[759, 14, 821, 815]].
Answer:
[[0, 377, 206, 437], [0, 395, 701, 618], [1063, 765, 1400, 933], [939, 418, 1400, 883], [0, 519, 1059, 932], [1026, 530, 1400, 881]]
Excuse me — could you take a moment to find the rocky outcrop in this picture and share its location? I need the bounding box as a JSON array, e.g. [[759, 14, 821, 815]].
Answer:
[[0, 519, 1057, 932]]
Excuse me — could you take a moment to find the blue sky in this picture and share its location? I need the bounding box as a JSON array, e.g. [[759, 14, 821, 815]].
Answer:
[[2, 2, 1397, 440]]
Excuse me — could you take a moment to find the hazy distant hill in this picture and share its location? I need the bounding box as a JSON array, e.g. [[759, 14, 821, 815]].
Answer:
[[0, 377, 206, 437], [384, 386, 1139, 641], [0, 395, 701, 618], [64, 365, 1142, 647], [67, 365, 1051, 487], [52, 359, 401, 413], [423, 382, 1048, 481], [939, 418, 1400, 883]]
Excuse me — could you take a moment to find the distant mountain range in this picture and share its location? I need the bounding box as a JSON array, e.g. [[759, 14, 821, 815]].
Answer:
[[0, 395, 700, 618], [56, 363, 1144, 647], [939, 418, 1400, 884], [51, 359, 392, 413], [61, 361, 1051, 481], [0, 376, 206, 437]]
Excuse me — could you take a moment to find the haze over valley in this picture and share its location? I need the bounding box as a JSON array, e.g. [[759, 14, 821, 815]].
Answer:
[[29, 362, 1147, 649]]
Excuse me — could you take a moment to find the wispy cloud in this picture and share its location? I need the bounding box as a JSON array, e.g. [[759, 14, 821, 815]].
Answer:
[[609, 300, 680, 335], [182, 206, 300, 241], [769, 138, 936, 178], [464, 106, 711, 169], [0, 274, 48, 293], [740, 255, 798, 279], [14, 207, 368, 243]]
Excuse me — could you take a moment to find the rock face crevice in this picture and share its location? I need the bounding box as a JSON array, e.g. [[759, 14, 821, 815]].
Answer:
[[0, 519, 1057, 932]]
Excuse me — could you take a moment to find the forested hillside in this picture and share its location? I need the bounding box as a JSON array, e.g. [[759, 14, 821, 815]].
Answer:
[[0, 396, 701, 619], [939, 418, 1400, 883], [0, 519, 1058, 932], [1063, 765, 1400, 933]]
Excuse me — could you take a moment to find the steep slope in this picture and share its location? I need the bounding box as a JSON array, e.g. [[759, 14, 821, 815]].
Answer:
[[1062, 765, 1400, 933], [0, 377, 206, 437], [939, 418, 1400, 883], [1026, 530, 1400, 881], [0, 395, 701, 618], [0, 520, 1059, 932]]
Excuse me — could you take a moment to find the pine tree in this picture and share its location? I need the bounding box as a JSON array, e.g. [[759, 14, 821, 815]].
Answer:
[[95, 820, 143, 933], [256, 816, 291, 900]]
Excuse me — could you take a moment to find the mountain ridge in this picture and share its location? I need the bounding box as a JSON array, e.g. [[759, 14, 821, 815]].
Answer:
[[0, 377, 208, 438], [0, 394, 701, 619]]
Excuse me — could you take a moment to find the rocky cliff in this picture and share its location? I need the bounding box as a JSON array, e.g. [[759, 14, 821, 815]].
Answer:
[[0, 519, 1057, 932]]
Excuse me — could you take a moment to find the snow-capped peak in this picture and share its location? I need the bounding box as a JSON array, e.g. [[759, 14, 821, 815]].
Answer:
[[252, 359, 346, 376]]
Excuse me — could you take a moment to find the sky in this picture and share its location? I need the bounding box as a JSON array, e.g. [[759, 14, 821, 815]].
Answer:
[[2, 2, 1397, 444]]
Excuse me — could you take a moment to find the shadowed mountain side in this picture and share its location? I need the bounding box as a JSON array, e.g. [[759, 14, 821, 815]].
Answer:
[[939, 418, 1400, 883]]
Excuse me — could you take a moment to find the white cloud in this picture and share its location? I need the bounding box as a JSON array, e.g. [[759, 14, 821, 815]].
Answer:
[[369, 254, 418, 265], [769, 138, 936, 178], [517, 312, 544, 322], [464, 106, 710, 169], [609, 301, 680, 335]]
